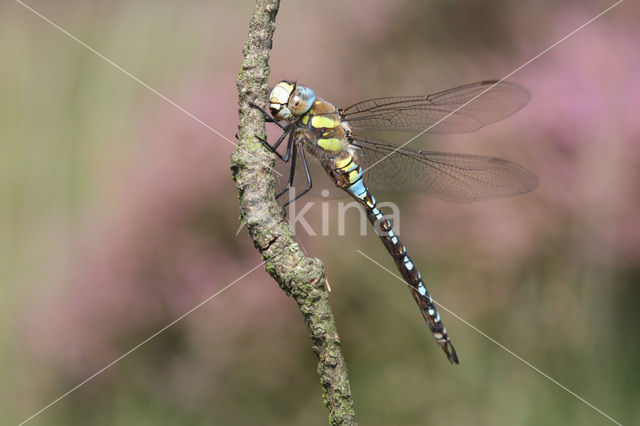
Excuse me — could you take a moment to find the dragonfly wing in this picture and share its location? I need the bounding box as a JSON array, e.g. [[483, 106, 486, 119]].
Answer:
[[352, 138, 539, 202], [342, 80, 530, 133]]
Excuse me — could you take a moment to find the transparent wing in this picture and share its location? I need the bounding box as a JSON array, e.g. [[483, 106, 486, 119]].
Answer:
[[352, 137, 539, 202], [341, 80, 530, 133]]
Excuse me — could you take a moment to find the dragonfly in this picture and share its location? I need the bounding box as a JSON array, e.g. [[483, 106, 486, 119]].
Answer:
[[253, 80, 538, 364]]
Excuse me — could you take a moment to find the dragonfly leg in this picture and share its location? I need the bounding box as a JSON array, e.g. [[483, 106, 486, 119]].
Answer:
[[248, 103, 312, 207], [276, 141, 298, 200], [249, 102, 287, 130], [256, 125, 294, 162], [281, 147, 312, 208], [275, 142, 313, 208]]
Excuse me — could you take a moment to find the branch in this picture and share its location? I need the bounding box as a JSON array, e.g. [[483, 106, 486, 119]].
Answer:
[[231, 1, 356, 424]]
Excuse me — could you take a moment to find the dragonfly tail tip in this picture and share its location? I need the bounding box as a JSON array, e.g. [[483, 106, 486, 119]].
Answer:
[[443, 341, 459, 365]]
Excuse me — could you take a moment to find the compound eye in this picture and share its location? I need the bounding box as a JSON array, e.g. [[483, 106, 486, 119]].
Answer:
[[288, 86, 315, 116]]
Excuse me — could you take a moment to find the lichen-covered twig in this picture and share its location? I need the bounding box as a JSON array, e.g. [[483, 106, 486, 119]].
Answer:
[[231, 1, 356, 424]]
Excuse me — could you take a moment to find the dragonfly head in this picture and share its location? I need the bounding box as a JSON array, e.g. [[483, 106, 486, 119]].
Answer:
[[269, 81, 315, 121]]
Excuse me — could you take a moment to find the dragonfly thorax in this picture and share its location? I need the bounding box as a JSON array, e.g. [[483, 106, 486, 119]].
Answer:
[[269, 81, 316, 121]]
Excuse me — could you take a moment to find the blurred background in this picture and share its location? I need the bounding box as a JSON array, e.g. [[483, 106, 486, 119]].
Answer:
[[2, 0, 638, 424]]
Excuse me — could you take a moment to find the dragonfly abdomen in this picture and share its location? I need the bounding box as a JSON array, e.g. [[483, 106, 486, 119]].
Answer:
[[330, 152, 459, 364], [368, 196, 459, 364]]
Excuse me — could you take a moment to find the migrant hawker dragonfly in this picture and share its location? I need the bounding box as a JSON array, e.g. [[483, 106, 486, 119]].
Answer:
[[255, 80, 538, 363]]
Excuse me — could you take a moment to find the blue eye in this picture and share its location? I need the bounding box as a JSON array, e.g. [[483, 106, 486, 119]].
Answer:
[[289, 86, 316, 115]]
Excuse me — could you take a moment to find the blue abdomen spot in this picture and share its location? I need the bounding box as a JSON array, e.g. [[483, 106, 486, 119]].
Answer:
[[348, 179, 367, 198]]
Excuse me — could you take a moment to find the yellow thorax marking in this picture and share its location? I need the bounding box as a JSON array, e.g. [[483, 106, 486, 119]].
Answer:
[[311, 115, 338, 129], [317, 138, 343, 152], [301, 114, 310, 125]]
